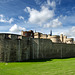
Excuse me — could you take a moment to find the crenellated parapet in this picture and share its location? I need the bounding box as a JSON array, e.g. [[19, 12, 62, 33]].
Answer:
[[0, 33, 18, 40], [0, 33, 30, 40]]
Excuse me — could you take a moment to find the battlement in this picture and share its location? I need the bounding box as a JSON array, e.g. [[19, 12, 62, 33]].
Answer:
[[0, 31, 74, 44], [0, 33, 18, 39], [0, 33, 30, 40]]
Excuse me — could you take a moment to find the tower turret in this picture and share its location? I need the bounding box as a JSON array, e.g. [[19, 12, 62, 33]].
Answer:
[[50, 30, 52, 36]]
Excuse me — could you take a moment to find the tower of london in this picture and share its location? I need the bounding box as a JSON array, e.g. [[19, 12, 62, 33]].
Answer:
[[0, 30, 75, 62]]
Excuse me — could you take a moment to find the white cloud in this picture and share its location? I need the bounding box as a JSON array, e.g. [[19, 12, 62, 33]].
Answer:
[[59, 14, 75, 26], [24, 0, 55, 25], [0, 14, 4, 17], [34, 0, 41, 5], [9, 24, 26, 33], [47, 0, 56, 8], [35, 0, 56, 8], [44, 18, 62, 28], [7, 18, 14, 23], [18, 16, 24, 20], [24, 0, 62, 28], [25, 6, 54, 25], [63, 26, 75, 39], [59, 15, 67, 20], [0, 14, 14, 23], [71, 26, 75, 33]]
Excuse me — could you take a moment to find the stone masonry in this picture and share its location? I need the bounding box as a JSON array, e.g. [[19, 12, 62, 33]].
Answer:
[[0, 33, 75, 62]]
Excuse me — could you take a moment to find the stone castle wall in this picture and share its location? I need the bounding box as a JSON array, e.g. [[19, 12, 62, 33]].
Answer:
[[0, 34, 75, 62], [0, 34, 30, 62], [30, 38, 75, 59]]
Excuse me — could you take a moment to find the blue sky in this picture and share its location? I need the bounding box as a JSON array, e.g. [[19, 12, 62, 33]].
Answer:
[[0, 0, 75, 38]]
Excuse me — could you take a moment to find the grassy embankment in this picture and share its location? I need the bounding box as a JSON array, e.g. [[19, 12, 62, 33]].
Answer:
[[0, 58, 75, 75]]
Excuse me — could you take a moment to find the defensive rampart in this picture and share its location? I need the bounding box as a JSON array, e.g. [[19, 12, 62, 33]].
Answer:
[[0, 34, 30, 62], [0, 33, 75, 62], [30, 38, 75, 59]]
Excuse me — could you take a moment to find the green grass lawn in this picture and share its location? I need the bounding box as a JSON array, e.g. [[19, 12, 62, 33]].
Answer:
[[0, 58, 75, 75]]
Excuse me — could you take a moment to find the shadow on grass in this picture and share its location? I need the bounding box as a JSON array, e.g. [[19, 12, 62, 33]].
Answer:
[[22, 57, 75, 62], [7, 57, 75, 63], [7, 58, 52, 63], [23, 58, 52, 62]]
